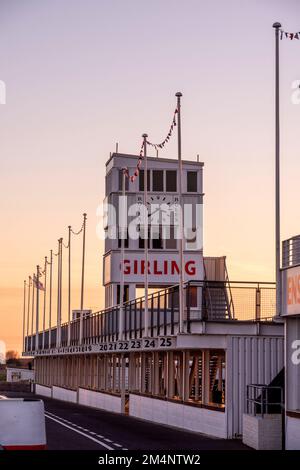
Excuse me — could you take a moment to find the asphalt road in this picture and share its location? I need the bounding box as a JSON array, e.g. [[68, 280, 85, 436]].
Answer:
[[3, 391, 249, 451]]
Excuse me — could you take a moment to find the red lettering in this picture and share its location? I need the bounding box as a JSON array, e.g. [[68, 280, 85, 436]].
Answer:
[[171, 261, 180, 275], [123, 260, 130, 275], [153, 260, 162, 275], [185, 260, 196, 276]]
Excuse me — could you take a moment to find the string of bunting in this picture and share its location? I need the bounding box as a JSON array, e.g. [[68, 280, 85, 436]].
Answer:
[[146, 108, 178, 151], [123, 107, 178, 183], [123, 141, 144, 183], [280, 29, 300, 40]]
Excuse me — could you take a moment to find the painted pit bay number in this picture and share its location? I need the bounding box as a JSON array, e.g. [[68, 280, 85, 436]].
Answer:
[[98, 336, 174, 352]]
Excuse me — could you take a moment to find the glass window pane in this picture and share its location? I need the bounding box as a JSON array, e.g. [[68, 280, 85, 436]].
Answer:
[[119, 170, 129, 191], [187, 171, 197, 192], [139, 170, 150, 191], [166, 170, 177, 192], [152, 170, 164, 191]]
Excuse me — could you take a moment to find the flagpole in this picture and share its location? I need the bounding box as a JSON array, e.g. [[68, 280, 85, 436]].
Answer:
[[35, 265, 40, 351], [273, 22, 282, 317], [26, 276, 31, 352], [142, 133, 149, 337], [31, 275, 35, 348], [49, 249, 53, 348], [22, 280, 26, 354], [56, 239, 62, 348], [42, 256, 47, 349], [175, 92, 185, 333], [67, 225, 71, 346], [80, 213, 87, 311]]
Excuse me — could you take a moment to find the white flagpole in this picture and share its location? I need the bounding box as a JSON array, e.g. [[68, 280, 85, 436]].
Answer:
[[80, 214, 87, 311], [142, 133, 149, 337], [42, 256, 47, 349], [273, 22, 282, 316], [49, 249, 53, 348], [67, 225, 71, 346], [22, 280, 26, 354], [26, 276, 31, 352], [35, 265, 40, 351], [175, 92, 185, 333], [56, 238, 62, 348], [31, 275, 35, 348]]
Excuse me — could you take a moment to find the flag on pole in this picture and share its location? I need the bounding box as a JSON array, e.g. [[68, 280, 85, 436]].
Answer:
[[33, 274, 45, 291]]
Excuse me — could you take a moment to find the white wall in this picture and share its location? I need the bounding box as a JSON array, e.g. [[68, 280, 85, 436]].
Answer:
[[129, 394, 227, 439], [286, 416, 300, 450], [52, 386, 77, 403], [78, 388, 122, 413], [36, 384, 52, 398], [6, 367, 35, 382]]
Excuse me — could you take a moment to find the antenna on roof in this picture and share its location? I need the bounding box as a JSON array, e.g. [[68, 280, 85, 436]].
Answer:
[[116, 142, 119, 154], [197, 154, 199, 162]]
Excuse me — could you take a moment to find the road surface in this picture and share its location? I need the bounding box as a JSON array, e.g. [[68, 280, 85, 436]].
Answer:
[[3, 391, 249, 451]]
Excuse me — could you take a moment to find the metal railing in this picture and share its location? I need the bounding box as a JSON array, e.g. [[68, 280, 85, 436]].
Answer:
[[247, 384, 283, 417], [282, 235, 300, 268], [25, 279, 276, 352]]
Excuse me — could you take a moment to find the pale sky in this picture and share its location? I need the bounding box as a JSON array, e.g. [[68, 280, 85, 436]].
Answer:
[[0, 0, 300, 352]]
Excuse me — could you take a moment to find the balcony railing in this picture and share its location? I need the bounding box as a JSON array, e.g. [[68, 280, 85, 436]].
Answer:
[[282, 235, 300, 268], [24, 280, 276, 353]]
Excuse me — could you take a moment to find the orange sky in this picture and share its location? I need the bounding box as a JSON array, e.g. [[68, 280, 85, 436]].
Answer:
[[1, 0, 300, 354]]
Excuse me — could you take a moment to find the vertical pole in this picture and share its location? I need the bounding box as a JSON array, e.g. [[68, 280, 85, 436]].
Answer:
[[42, 257, 47, 349], [67, 225, 71, 346], [31, 276, 35, 342], [273, 22, 282, 317], [49, 250, 53, 348], [26, 276, 31, 352], [80, 213, 87, 311], [22, 280, 26, 354], [176, 92, 185, 333], [35, 265, 40, 351], [56, 239, 62, 348], [119, 170, 126, 341], [143, 133, 149, 337]]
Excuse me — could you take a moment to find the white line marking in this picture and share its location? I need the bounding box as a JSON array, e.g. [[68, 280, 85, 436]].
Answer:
[[114, 443, 122, 447], [44, 413, 114, 450]]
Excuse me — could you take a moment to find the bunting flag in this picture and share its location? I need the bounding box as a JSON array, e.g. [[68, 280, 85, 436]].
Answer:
[[146, 108, 178, 151], [123, 107, 178, 184], [123, 141, 144, 183], [33, 274, 45, 291], [280, 29, 300, 40]]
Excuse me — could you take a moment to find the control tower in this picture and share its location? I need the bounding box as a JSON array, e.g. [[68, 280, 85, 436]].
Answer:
[[103, 153, 204, 308]]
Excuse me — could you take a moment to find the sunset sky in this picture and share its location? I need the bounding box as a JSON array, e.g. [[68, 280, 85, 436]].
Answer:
[[1, 0, 300, 353]]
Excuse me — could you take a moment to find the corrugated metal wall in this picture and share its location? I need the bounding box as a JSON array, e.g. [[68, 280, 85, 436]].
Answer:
[[226, 336, 284, 438]]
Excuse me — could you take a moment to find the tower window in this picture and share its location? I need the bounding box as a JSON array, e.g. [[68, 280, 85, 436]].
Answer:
[[166, 170, 177, 192], [119, 170, 129, 191], [187, 171, 197, 192], [152, 170, 164, 191], [139, 170, 150, 191]]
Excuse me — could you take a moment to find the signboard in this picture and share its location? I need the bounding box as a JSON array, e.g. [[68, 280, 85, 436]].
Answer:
[[104, 252, 203, 285], [282, 265, 300, 316], [25, 336, 177, 357]]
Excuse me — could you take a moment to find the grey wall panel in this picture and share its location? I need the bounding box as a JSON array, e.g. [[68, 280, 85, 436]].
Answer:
[[228, 336, 284, 437]]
